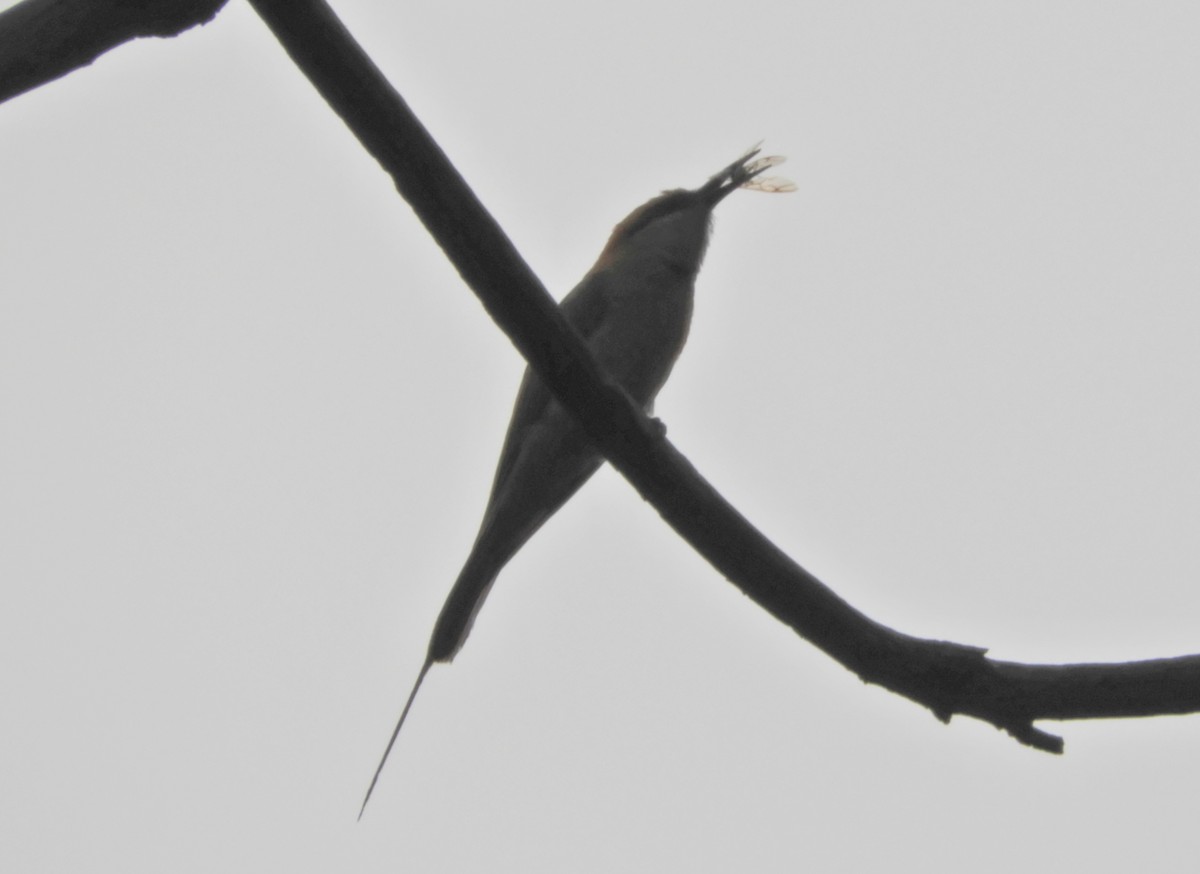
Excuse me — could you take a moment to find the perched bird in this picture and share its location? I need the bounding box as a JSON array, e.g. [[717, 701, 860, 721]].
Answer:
[[360, 146, 793, 817]]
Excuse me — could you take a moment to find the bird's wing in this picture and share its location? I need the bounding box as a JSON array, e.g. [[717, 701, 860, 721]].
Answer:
[[487, 269, 614, 498], [558, 267, 615, 338]]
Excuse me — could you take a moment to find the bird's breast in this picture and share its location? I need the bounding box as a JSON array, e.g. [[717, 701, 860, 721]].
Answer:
[[581, 271, 696, 408]]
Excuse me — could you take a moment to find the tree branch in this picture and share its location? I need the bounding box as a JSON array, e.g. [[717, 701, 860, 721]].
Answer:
[[13, 0, 1194, 752], [245, 0, 1200, 753], [0, 0, 226, 105]]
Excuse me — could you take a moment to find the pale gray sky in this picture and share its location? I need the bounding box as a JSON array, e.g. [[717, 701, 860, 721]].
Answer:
[[3, 2, 1200, 871]]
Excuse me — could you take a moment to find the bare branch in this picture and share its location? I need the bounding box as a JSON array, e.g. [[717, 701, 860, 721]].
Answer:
[[0, 0, 226, 105], [10, 0, 1177, 751], [245, 0, 1200, 752]]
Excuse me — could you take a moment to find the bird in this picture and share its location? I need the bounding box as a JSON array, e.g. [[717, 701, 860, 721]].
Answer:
[[359, 145, 794, 817]]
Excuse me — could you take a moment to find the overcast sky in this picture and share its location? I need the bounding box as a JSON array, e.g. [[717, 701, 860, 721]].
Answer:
[[4, 1, 1200, 871]]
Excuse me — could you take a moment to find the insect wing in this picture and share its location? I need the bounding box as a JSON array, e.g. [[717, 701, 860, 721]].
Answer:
[[744, 154, 787, 176], [742, 175, 797, 193]]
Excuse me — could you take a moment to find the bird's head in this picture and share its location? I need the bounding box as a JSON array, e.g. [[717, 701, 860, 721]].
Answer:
[[594, 145, 793, 275]]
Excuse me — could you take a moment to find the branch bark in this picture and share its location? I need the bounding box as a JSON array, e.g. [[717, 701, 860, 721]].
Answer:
[[243, 0, 1200, 754], [0, 0, 226, 105], [9, 0, 1197, 753]]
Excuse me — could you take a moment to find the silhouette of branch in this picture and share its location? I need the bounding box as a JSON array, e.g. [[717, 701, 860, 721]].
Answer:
[[0, 0, 225, 105], [244, 0, 1200, 754], [8, 0, 1197, 752]]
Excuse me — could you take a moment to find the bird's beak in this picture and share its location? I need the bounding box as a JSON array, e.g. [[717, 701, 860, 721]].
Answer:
[[700, 144, 788, 206]]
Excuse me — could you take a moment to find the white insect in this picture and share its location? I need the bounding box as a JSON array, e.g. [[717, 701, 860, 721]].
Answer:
[[741, 153, 797, 193]]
